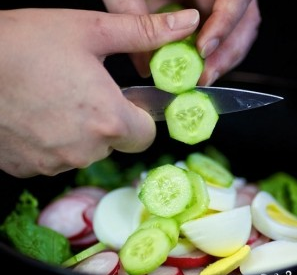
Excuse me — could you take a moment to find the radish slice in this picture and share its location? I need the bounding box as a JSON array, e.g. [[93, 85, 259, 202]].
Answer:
[[164, 249, 214, 269], [38, 196, 92, 239], [70, 232, 98, 248], [73, 251, 120, 275], [182, 267, 204, 275], [246, 226, 260, 245], [66, 186, 107, 203], [82, 204, 96, 228], [149, 266, 184, 275]]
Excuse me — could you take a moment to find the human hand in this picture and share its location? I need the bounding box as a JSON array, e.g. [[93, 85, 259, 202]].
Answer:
[[107, 0, 261, 86], [0, 8, 199, 177]]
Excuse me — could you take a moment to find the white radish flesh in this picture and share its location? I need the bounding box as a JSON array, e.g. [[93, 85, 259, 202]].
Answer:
[[148, 265, 184, 275], [73, 251, 120, 275]]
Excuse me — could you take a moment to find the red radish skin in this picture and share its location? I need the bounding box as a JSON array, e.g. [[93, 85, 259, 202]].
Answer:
[[38, 196, 93, 239], [163, 249, 214, 269], [70, 232, 98, 248], [73, 251, 120, 275], [149, 265, 184, 275], [82, 204, 96, 228]]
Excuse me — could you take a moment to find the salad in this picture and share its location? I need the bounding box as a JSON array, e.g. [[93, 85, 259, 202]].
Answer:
[[1, 149, 297, 275]]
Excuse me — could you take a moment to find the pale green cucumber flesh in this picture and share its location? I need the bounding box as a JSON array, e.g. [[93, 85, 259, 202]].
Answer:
[[150, 41, 204, 94], [186, 152, 234, 187], [119, 228, 172, 275], [138, 164, 193, 217], [165, 90, 219, 145], [137, 216, 179, 248]]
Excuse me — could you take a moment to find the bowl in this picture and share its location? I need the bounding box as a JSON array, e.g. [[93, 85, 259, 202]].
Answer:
[[1, 72, 297, 274]]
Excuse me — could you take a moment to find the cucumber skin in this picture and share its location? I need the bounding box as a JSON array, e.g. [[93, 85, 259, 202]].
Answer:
[[186, 152, 234, 188], [150, 41, 204, 95]]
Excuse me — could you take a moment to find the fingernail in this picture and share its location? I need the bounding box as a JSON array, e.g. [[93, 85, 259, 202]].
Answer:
[[205, 71, 220, 86], [167, 9, 199, 30], [201, 38, 220, 58]]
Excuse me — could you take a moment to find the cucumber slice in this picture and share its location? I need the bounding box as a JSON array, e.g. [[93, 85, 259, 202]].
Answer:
[[137, 216, 179, 248], [150, 41, 204, 94], [138, 164, 193, 218], [119, 228, 172, 275], [186, 152, 234, 188], [165, 90, 219, 145], [174, 170, 210, 224]]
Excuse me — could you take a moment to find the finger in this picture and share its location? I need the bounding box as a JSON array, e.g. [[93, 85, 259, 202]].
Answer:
[[198, 0, 261, 86], [196, 0, 253, 58], [93, 9, 199, 54]]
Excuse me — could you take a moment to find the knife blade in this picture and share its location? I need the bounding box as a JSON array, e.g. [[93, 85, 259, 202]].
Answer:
[[122, 86, 283, 121]]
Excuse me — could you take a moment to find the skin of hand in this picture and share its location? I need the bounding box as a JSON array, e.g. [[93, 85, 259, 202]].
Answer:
[[0, 8, 199, 178], [106, 0, 261, 86]]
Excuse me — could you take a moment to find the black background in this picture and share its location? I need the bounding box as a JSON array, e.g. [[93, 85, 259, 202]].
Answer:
[[0, 1, 297, 273]]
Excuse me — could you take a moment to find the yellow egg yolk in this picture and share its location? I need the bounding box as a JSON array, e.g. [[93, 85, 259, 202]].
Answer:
[[267, 203, 297, 226]]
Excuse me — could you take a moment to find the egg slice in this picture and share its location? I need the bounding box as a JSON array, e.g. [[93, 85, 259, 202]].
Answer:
[[93, 187, 145, 250], [240, 240, 297, 275], [207, 184, 236, 211], [181, 205, 252, 257], [251, 191, 297, 241]]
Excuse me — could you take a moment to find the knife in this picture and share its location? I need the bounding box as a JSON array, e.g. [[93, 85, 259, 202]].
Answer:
[[122, 86, 283, 121]]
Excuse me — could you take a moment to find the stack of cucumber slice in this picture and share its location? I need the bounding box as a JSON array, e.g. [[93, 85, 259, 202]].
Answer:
[[149, 4, 219, 145]]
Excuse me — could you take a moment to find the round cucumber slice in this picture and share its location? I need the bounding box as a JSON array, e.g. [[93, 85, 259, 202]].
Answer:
[[186, 152, 234, 188], [138, 164, 193, 218], [137, 216, 179, 248], [119, 228, 172, 275], [165, 90, 219, 145], [150, 41, 204, 94]]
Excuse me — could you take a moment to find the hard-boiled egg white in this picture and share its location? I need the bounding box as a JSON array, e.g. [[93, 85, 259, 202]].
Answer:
[[251, 191, 297, 241], [180, 205, 252, 257], [207, 184, 236, 211], [93, 187, 145, 250], [240, 240, 297, 275]]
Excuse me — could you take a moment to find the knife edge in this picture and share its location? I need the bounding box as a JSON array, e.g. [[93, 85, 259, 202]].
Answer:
[[122, 86, 283, 121]]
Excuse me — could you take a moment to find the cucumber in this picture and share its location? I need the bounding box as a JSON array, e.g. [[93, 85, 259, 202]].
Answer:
[[150, 41, 204, 94], [174, 170, 210, 224], [138, 164, 193, 218], [119, 228, 172, 275], [186, 152, 234, 188], [136, 216, 179, 248], [165, 90, 219, 145]]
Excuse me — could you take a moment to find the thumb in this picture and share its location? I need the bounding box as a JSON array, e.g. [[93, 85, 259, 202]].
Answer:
[[97, 9, 200, 54]]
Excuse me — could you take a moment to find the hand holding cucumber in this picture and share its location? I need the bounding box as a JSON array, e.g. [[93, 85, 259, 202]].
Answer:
[[105, 0, 261, 86], [0, 8, 199, 178]]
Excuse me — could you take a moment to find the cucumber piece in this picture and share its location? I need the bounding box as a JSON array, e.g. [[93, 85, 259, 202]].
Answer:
[[165, 90, 219, 145], [119, 228, 172, 275], [150, 41, 204, 94], [137, 216, 179, 248], [138, 164, 193, 218], [186, 152, 234, 188], [174, 170, 210, 224]]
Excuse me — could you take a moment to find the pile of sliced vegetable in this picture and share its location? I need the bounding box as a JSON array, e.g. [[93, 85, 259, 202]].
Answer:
[[2, 150, 297, 275]]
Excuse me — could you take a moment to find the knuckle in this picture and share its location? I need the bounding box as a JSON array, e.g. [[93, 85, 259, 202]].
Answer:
[[135, 14, 158, 46]]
